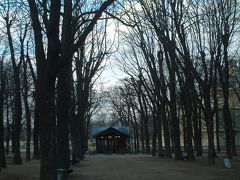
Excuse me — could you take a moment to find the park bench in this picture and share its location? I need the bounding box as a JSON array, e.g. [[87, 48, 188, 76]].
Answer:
[[70, 154, 80, 166], [57, 165, 73, 180], [223, 156, 232, 168], [57, 155, 78, 180], [223, 156, 240, 168]]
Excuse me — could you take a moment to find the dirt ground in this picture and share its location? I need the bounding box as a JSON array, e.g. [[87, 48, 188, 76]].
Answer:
[[1, 154, 240, 180]]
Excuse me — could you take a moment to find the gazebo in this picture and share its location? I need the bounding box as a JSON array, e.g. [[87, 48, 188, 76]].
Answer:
[[92, 126, 130, 153]]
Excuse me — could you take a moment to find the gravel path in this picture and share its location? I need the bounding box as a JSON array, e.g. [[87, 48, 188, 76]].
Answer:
[[69, 154, 240, 180], [1, 154, 239, 180]]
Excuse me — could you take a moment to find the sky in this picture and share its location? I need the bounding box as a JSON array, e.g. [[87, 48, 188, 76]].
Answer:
[[94, 16, 129, 89], [95, 58, 127, 90]]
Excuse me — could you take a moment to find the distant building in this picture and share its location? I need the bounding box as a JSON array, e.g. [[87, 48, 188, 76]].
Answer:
[[218, 95, 240, 150], [217, 62, 240, 150], [91, 126, 130, 153]]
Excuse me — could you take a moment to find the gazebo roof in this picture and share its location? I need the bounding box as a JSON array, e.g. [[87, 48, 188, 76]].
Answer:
[[91, 126, 130, 137]]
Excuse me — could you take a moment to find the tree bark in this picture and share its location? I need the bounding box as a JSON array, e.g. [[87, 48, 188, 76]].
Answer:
[[203, 90, 215, 164], [6, 19, 22, 165], [56, 66, 71, 171], [152, 112, 157, 156], [0, 64, 6, 168], [27, 54, 40, 160], [32, 95, 40, 160], [164, 50, 181, 159], [6, 95, 10, 155], [56, 0, 73, 174], [22, 42, 32, 162]]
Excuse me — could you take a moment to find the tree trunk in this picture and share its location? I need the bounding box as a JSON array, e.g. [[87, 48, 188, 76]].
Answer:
[[222, 103, 233, 156], [39, 14, 61, 179], [56, 1, 72, 174], [152, 113, 157, 156], [39, 80, 57, 180], [214, 95, 220, 153], [24, 87, 31, 162], [156, 106, 163, 157], [141, 95, 150, 154], [132, 107, 139, 153], [192, 89, 202, 156], [136, 127, 140, 153], [206, 112, 215, 164], [12, 71, 23, 165], [22, 46, 31, 162], [165, 51, 181, 159], [56, 66, 71, 171], [181, 107, 187, 152], [161, 104, 171, 158], [181, 85, 195, 161], [26, 52, 40, 160], [72, 127, 82, 159], [0, 101, 5, 168], [185, 105, 195, 161], [221, 45, 236, 155], [0, 68, 6, 168], [140, 118, 145, 153], [6, 20, 23, 165], [39, 0, 61, 178], [198, 107, 202, 156], [33, 96, 40, 160], [6, 96, 10, 155], [79, 111, 87, 159], [10, 95, 15, 154]]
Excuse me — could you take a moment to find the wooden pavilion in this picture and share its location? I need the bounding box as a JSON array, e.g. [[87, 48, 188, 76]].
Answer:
[[92, 126, 130, 153]]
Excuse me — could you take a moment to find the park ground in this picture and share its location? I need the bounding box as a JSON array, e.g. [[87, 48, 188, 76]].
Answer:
[[1, 154, 240, 180]]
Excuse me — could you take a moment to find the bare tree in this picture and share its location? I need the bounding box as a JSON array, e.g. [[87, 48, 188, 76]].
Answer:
[[0, 49, 7, 169], [214, 0, 239, 156], [1, 2, 28, 164], [26, 0, 116, 179]]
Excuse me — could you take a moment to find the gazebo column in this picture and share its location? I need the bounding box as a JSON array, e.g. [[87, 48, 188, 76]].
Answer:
[[104, 138, 106, 152]]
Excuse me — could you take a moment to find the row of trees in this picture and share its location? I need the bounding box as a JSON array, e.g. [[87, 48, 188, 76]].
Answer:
[[0, 0, 239, 178], [109, 0, 240, 164], [0, 0, 116, 179]]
